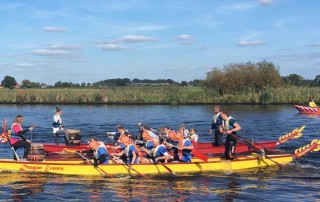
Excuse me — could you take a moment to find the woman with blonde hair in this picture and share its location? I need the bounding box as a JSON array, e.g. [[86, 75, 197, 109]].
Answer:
[[10, 115, 34, 160]]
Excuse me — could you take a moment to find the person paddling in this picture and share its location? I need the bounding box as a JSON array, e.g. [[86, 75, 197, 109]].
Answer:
[[86, 138, 109, 166], [219, 110, 241, 160], [10, 115, 34, 161], [113, 136, 139, 168], [140, 137, 171, 163]]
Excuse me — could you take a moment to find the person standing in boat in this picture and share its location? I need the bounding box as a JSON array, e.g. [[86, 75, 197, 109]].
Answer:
[[10, 115, 34, 160], [309, 98, 317, 108], [219, 110, 241, 160], [209, 105, 223, 146], [87, 138, 109, 165], [52, 107, 63, 145]]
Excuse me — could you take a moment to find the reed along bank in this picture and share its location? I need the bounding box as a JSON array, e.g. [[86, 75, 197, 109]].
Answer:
[[0, 86, 319, 105]]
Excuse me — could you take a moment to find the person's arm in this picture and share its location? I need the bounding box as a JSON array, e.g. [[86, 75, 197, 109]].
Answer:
[[225, 122, 241, 135]]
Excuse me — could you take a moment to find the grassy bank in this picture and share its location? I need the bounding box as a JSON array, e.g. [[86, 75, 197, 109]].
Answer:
[[0, 86, 319, 105]]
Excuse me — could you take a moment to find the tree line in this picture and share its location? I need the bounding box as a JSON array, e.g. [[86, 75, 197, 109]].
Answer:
[[1, 60, 320, 91], [202, 60, 320, 95]]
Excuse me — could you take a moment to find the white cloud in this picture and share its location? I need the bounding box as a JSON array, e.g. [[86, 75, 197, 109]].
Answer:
[[17, 63, 32, 67], [32, 49, 71, 56], [238, 40, 266, 46], [259, 0, 273, 6], [47, 44, 82, 50], [101, 44, 126, 51], [219, 2, 257, 11], [120, 35, 157, 43], [176, 34, 195, 45], [176, 35, 194, 41], [43, 26, 66, 32]]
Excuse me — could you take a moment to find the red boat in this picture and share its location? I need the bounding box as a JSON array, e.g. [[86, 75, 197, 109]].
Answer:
[[42, 126, 304, 155], [294, 105, 320, 114]]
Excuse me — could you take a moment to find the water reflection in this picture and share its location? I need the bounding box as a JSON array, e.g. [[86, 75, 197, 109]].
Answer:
[[0, 173, 47, 201]]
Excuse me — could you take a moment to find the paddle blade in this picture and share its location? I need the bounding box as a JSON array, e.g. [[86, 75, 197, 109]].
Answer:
[[192, 150, 208, 162], [294, 139, 320, 159], [278, 125, 305, 144]]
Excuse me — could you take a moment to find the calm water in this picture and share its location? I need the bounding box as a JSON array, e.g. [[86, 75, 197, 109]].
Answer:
[[0, 104, 319, 201]]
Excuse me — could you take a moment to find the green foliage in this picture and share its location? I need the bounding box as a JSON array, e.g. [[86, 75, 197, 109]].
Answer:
[[1, 76, 17, 88], [260, 87, 273, 104], [203, 60, 282, 94]]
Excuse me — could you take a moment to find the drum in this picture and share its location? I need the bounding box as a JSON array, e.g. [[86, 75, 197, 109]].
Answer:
[[27, 144, 45, 161], [65, 129, 81, 146]]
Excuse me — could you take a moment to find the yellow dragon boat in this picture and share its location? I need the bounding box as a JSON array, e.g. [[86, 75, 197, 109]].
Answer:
[[0, 139, 319, 177]]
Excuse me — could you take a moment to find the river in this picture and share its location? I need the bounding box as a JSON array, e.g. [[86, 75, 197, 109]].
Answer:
[[0, 104, 319, 201]]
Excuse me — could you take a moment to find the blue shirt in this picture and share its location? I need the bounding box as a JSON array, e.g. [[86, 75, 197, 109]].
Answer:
[[97, 147, 109, 164], [181, 139, 192, 162], [153, 145, 167, 158], [125, 144, 138, 164]]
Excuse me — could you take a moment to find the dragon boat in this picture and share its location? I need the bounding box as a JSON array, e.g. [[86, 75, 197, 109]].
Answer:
[[294, 105, 320, 114], [41, 125, 305, 155], [0, 139, 319, 177]]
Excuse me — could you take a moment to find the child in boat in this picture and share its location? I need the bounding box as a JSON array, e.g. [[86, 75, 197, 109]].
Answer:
[[309, 98, 317, 108], [10, 115, 34, 160]]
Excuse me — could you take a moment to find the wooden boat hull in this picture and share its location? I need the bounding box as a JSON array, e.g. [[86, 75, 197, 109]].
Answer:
[[43, 141, 278, 154], [294, 105, 320, 114], [0, 154, 294, 176]]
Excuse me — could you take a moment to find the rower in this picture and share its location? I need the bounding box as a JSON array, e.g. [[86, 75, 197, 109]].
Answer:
[[87, 138, 109, 166], [140, 137, 171, 163], [219, 110, 241, 160], [163, 127, 184, 161], [112, 136, 139, 167]]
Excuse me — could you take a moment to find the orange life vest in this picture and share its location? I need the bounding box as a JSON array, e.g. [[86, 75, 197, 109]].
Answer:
[[141, 129, 151, 141], [168, 130, 184, 141]]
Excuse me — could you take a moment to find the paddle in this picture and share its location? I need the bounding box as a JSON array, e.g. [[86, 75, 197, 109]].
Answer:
[[228, 133, 283, 169], [111, 154, 148, 178], [123, 163, 149, 178], [76, 152, 112, 177]]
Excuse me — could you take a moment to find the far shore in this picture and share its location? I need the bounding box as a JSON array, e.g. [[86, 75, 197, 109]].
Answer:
[[0, 86, 319, 105]]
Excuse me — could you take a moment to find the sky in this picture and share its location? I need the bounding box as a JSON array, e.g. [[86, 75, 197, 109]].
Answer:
[[0, 0, 319, 85]]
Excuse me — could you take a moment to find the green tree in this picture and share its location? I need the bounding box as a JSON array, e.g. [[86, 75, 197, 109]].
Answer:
[[1, 76, 17, 88], [22, 79, 32, 88]]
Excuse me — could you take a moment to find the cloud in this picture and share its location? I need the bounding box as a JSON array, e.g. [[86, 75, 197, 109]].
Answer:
[[32, 49, 71, 56], [119, 35, 158, 43], [259, 0, 273, 6], [238, 40, 266, 46], [219, 2, 257, 11], [47, 44, 82, 50], [306, 44, 320, 48], [101, 44, 126, 51], [176, 34, 195, 45], [17, 63, 33, 67], [43, 26, 66, 32]]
